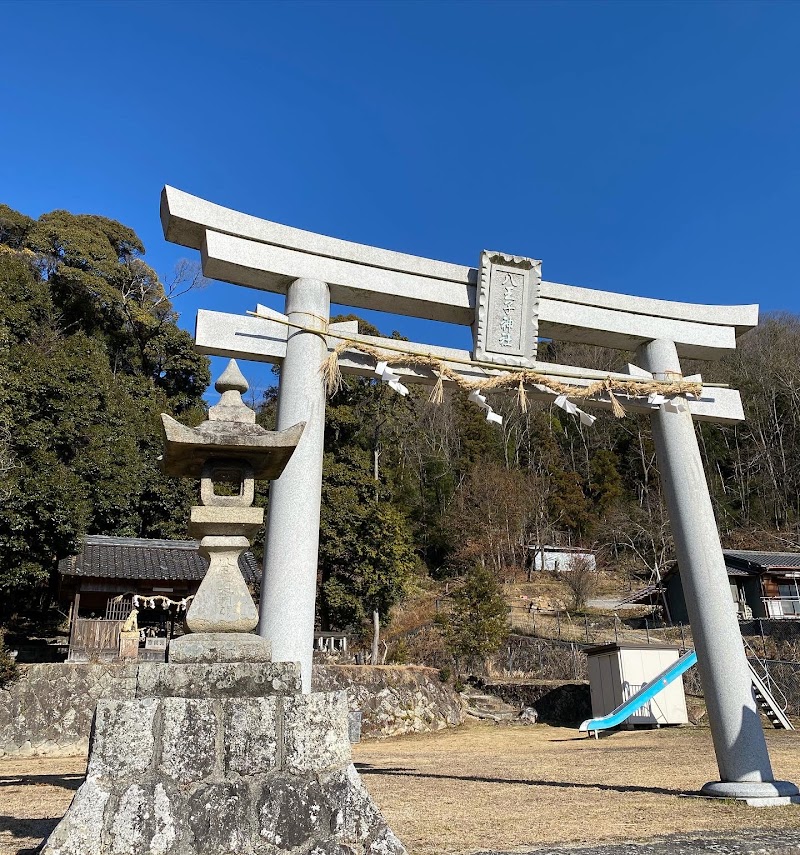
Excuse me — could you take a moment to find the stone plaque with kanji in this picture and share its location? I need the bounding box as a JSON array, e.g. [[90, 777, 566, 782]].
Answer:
[[472, 251, 540, 367]]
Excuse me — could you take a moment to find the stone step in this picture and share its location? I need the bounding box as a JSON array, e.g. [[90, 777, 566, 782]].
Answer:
[[464, 707, 517, 722], [467, 704, 506, 715], [469, 696, 508, 705], [460, 686, 520, 722]]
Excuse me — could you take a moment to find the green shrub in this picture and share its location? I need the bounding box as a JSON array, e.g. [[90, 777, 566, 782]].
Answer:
[[388, 639, 410, 665]]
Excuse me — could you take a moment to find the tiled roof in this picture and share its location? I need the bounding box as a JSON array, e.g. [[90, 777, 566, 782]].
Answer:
[[58, 535, 261, 584], [616, 585, 659, 605], [724, 565, 755, 577], [724, 550, 800, 571]]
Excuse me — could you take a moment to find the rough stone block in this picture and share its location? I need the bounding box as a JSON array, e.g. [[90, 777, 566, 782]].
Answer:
[[168, 632, 272, 664], [154, 783, 182, 854], [136, 662, 300, 698], [106, 783, 149, 855], [186, 781, 252, 855], [323, 765, 406, 855], [87, 699, 158, 781], [256, 773, 329, 850], [283, 691, 350, 772], [158, 699, 217, 783], [41, 776, 110, 855], [105, 783, 184, 855], [308, 845, 355, 855], [223, 697, 278, 775]]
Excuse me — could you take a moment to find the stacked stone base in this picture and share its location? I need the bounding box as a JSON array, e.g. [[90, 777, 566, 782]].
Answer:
[[43, 662, 405, 855]]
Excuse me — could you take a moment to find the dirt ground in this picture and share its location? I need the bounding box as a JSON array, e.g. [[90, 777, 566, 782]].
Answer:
[[3, 722, 800, 855], [0, 756, 86, 855]]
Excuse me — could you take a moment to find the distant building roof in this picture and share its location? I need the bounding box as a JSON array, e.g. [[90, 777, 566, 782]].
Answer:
[[723, 565, 755, 577], [724, 550, 800, 571], [58, 535, 261, 585], [616, 585, 659, 606], [659, 551, 800, 583], [623, 550, 800, 608]]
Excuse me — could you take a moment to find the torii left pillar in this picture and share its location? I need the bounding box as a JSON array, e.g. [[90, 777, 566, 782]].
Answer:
[[258, 277, 330, 693]]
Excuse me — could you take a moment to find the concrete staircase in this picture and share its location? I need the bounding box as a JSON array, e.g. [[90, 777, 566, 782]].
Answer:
[[460, 685, 519, 722], [749, 664, 794, 730]]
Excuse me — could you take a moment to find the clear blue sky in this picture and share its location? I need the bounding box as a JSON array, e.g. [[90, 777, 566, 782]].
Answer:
[[2, 0, 798, 392]]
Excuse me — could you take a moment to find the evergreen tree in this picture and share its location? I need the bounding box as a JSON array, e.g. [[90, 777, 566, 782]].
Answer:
[[437, 563, 509, 673], [0, 205, 209, 617], [589, 449, 624, 516]]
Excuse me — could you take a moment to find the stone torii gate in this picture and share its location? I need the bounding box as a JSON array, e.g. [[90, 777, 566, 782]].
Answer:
[[161, 186, 797, 801]]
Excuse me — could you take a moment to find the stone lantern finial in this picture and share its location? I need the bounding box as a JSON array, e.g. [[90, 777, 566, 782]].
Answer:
[[209, 359, 255, 424], [215, 358, 249, 394]]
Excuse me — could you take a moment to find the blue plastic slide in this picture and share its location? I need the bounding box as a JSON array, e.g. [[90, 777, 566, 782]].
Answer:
[[579, 649, 698, 736]]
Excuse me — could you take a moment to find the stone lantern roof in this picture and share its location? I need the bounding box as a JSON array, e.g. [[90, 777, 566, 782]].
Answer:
[[159, 359, 304, 479]]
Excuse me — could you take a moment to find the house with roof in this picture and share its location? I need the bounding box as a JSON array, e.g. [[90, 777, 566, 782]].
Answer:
[[525, 544, 596, 574], [58, 534, 261, 662], [625, 550, 800, 623]]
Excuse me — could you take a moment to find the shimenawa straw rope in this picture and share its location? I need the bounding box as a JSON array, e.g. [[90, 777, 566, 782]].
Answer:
[[246, 309, 705, 418]]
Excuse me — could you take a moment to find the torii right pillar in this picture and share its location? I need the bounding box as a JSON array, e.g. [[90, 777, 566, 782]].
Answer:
[[638, 338, 798, 802]]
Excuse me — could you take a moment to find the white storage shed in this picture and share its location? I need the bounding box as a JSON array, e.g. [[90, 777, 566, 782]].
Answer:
[[586, 642, 689, 727]]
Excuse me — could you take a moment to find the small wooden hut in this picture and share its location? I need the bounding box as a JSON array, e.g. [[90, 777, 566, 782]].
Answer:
[[58, 535, 261, 662]]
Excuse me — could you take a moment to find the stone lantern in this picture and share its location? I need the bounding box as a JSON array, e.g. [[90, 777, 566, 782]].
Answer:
[[159, 359, 304, 662]]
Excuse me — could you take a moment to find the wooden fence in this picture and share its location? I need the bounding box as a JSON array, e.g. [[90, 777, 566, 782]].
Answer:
[[68, 618, 125, 661], [105, 597, 133, 620]]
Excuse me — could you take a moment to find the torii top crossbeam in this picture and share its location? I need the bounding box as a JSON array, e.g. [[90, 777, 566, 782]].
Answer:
[[162, 186, 756, 360]]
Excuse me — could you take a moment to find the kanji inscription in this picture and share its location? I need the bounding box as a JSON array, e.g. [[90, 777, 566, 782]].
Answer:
[[472, 251, 541, 368]]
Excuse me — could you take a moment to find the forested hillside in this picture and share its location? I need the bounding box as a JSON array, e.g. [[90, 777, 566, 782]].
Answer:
[[0, 204, 209, 615], [2, 201, 800, 646], [263, 312, 800, 639], [253, 308, 800, 640]]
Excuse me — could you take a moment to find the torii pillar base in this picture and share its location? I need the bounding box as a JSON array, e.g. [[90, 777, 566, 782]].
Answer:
[[701, 780, 800, 806]]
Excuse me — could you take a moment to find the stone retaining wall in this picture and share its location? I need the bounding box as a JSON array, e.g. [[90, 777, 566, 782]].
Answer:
[[0, 663, 137, 758], [313, 664, 464, 738], [0, 662, 463, 758]]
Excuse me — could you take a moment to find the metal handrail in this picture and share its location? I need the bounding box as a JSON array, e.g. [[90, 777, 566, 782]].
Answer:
[[761, 596, 800, 618], [743, 636, 790, 713]]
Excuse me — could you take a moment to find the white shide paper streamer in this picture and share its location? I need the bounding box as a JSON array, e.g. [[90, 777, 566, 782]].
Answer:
[[374, 361, 409, 396], [468, 389, 503, 426], [553, 394, 596, 427]]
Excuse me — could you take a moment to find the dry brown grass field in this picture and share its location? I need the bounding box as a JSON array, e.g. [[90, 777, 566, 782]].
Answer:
[[3, 722, 800, 855], [0, 756, 85, 855], [354, 722, 800, 855]]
